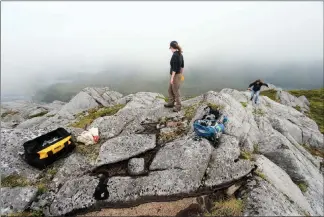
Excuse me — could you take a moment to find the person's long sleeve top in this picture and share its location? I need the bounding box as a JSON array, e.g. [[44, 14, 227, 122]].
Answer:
[[170, 51, 184, 74]]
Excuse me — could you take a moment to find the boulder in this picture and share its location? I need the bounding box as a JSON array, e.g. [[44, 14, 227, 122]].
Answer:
[[255, 155, 314, 215], [1, 187, 38, 215], [49, 175, 99, 216], [204, 135, 254, 188], [239, 177, 306, 216], [96, 134, 156, 166]]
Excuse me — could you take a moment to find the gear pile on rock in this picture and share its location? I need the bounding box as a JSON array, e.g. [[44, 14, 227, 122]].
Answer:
[[1, 87, 323, 216]]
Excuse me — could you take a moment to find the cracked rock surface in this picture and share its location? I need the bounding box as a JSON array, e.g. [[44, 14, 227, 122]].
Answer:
[[1, 87, 323, 216]]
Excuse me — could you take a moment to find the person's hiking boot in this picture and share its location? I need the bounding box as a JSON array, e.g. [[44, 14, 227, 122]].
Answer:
[[173, 106, 181, 112], [250, 96, 253, 101], [164, 102, 174, 108]]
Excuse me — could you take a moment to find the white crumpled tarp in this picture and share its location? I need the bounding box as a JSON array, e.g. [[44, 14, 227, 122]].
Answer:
[[76, 127, 99, 146]]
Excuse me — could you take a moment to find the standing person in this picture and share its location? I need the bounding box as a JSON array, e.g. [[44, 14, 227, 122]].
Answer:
[[247, 79, 269, 104], [164, 41, 184, 112]]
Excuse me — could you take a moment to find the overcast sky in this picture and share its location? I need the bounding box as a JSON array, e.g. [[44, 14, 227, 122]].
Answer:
[[1, 1, 323, 95]]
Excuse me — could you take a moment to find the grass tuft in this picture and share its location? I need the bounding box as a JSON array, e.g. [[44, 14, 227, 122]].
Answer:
[[253, 143, 260, 154], [207, 102, 225, 111], [252, 108, 266, 116], [262, 89, 278, 101], [294, 105, 301, 112], [289, 88, 324, 134], [255, 170, 267, 181], [204, 197, 244, 216], [70, 104, 125, 129], [301, 144, 324, 158], [2, 174, 30, 187], [240, 102, 248, 108], [184, 102, 203, 122], [29, 111, 48, 119], [76, 143, 101, 162], [156, 95, 168, 102], [1, 110, 19, 118], [36, 183, 47, 195], [296, 181, 308, 193], [8, 210, 43, 217], [239, 151, 252, 160]]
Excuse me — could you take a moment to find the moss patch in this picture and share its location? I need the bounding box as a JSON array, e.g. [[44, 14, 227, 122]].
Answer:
[[159, 126, 188, 144], [184, 102, 203, 122], [296, 181, 308, 193], [204, 197, 244, 216], [289, 88, 324, 134], [36, 183, 47, 195], [2, 174, 30, 187], [1, 110, 19, 118], [207, 102, 225, 111], [294, 105, 301, 112], [29, 111, 48, 119], [240, 102, 247, 108], [70, 104, 125, 129], [252, 108, 266, 116], [8, 210, 43, 217], [255, 170, 268, 181], [253, 143, 260, 154], [33, 167, 58, 194], [76, 143, 101, 162], [302, 144, 324, 158], [239, 151, 252, 160], [261, 89, 278, 101]]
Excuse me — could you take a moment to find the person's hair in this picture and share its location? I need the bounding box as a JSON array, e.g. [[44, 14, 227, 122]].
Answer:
[[256, 79, 262, 83], [171, 42, 183, 54], [175, 44, 183, 54]]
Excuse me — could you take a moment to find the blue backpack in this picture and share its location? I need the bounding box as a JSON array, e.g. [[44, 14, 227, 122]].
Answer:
[[193, 116, 228, 142]]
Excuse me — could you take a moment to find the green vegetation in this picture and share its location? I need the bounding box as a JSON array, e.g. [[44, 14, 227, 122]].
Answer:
[[289, 88, 324, 134], [2, 174, 30, 187], [8, 210, 43, 217], [184, 102, 203, 122], [294, 105, 301, 112], [36, 183, 47, 195], [159, 124, 188, 144], [156, 95, 169, 102], [1, 110, 19, 118], [240, 102, 247, 108], [253, 143, 260, 154], [296, 181, 308, 193], [204, 197, 244, 216], [76, 143, 101, 162], [34, 167, 58, 194], [70, 104, 125, 129], [239, 151, 252, 160], [252, 108, 266, 116], [47, 168, 58, 176], [207, 102, 225, 111], [255, 170, 267, 181], [29, 111, 48, 119], [301, 144, 324, 158], [261, 89, 278, 101]]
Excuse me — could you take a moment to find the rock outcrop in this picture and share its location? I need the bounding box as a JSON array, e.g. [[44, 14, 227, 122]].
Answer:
[[1, 87, 323, 216]]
